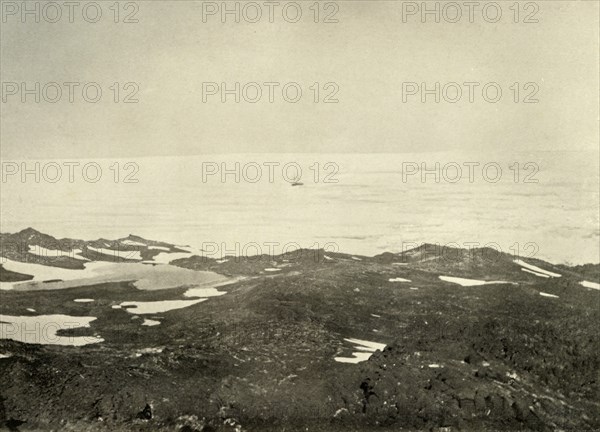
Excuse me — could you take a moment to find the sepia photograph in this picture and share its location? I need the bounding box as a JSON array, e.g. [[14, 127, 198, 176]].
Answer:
[[0, 1, 599, 431]]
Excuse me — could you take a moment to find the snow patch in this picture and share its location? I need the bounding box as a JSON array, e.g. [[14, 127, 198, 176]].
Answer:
[[334, 338, 386, 364], [514, 259, 561, 277], [117, 299, 206, 315], [580, 280, 600, 290], [121, 239, 146, 247], [439, 276, 511, 287], [334, 352, 373, 364], [0, 258, 113, 289], [138, 347, 163, 354], [150, 251, 197, 264], [88, 246, 141, 261], [0, 314, 103, 346], [1, 260, 227, 292], [28, 245, 89, 261], [522, 268, 549, 278], [184, 287, 227, 298], [141, 319, 161, 327]]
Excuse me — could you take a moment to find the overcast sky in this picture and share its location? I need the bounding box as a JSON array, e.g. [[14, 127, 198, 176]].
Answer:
[[1, 0, 598, 159]]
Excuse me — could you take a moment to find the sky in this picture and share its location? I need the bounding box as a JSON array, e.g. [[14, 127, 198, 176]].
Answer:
[[1, 0, 599, 159]]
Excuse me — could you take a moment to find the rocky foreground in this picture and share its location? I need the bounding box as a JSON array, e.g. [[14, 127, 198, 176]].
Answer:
[[0, 229, 599, 431]]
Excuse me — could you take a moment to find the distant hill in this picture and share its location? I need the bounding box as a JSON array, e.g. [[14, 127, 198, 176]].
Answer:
[[2, 228, 598, 284], [0, 228, 187, 277]]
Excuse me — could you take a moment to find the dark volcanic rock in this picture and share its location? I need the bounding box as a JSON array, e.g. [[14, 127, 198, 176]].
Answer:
[[0, 229, 598, 431], [0, 264, 34, 282], [137, 404, 153, 420]]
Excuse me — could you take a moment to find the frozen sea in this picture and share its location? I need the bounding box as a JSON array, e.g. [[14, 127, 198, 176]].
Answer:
[[1, 151, 598, 265]]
